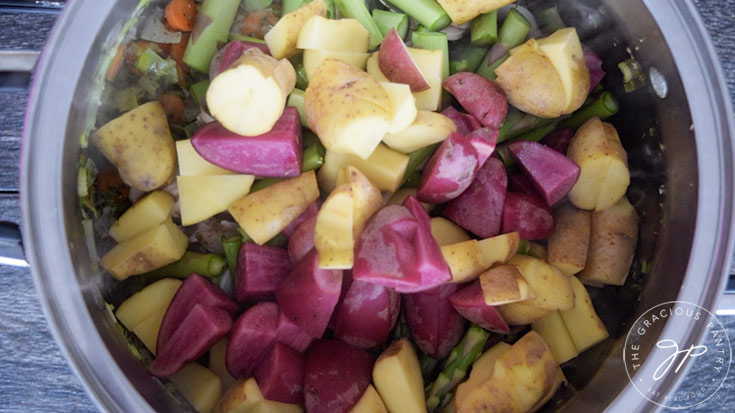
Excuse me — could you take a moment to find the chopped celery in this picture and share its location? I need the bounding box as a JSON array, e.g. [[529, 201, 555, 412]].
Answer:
[[385, 0, 451, 31], [190, 79, 210, 106], [449, 43, 489, 74], [411, 30, 449, 79], [244, 0, 273, 12], [335, 0, 384, 48], [136, 48, 178, 85], [470, 11, 497, 46], [372, 9, 409, 39], [303, 130, 320, 148], [183, 0, 241, 73]]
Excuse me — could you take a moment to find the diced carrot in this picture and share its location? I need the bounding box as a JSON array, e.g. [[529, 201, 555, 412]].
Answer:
[[159, 93, 186, 124], [170, 32, 190, 72], [106, 45, 126, 82], [165, 0, 197, 32]]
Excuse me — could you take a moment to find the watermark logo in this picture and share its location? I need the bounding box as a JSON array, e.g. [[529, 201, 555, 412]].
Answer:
[[624, 301, 731, 409]]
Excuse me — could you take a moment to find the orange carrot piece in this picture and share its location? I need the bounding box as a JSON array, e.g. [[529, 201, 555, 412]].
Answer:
[[170, 32, 190, 71], [159, 93, 186, 124], [106, 45, 126, 82], [165, 0, 197, 32]]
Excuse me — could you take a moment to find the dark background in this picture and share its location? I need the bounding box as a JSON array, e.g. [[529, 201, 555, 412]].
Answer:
[[0, 1, 733, 412]]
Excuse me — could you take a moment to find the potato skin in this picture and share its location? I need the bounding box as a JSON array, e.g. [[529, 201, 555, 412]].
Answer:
[[92, 102, 175, 191], [547, 205, 591, 275], [579, 196, 639, 286], [498, 301, 551, 325], [495, 41, 568, 119]]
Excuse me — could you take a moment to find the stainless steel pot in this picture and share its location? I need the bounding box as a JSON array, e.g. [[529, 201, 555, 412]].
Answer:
[[15, 0, 735, 411]]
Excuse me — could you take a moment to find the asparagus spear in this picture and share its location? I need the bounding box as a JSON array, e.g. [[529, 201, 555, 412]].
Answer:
[[411, 31, 450, 79], [335, 0, 384, 48], [559, 91, 620, 129], [372, 9, 409, 39], [538, 5, 565, 33], [470, 11, 497, 46], [449, 41, 489, 74], [385, 0, 451, 31], [402, 143, 439, 185], [425, 325, 491, 411], [283, 0, 308, 14], [228, 33, 267, 43], [421, 353, 440, 381], [476, 8, 530, 80], [222, 235, 243, 273], [142, 251, 227, 279], [250, 177, 283, 193], [189, 79, 210, 106], [287, 89, 308, 126], [302, 143, 326, 172], [182, 0, 241, 73], [497, 107, 552, 143]]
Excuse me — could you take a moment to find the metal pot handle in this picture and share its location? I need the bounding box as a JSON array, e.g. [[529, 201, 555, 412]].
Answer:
[[0, 222, 28, 267]]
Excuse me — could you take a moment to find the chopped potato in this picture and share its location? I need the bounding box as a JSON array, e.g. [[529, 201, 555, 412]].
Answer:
[[109, 191, 174, 242], [441, 240, 487, 283], [176, 139, 235, 176], [296, 16, 370, 52], [264, 0, 328, 60], [437, 0, 515, 25], [170, 364, 222, 413], [303, 49, 369, 80], [318, 144, 409, 193], [373, 339, 426, 413], [178, 175, 255, 226], [430, 217, 471, 246], [382, 111, 456, 154]]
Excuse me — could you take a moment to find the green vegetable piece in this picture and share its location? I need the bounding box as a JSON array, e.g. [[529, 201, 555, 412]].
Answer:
[[411, 30, 449, 79], [183, 0, 241, 73], [402, 144, 439, 185], [498, 8, 531, 48], [559, 91, 620, 129], [113, 87, 139, 113], [449, 43, 489, 74], [475, 52, 507, 80], [385, 0, 451, 31], [250, 177, 283, 193], [190, 79, 210, 106], [302, 143, 325, 172], [244, 0, 273, 12], [470, 11, 497, 46], [372, 9, 409, 39], [142, 251, 227, 279], [538, 5, 565, 33], [222, 235, 243, 273], [136, 48, 178, 85], [266, 233, 289, 248], [238, 227, 255, 243], [228, 33, 267, 43], [287, 89, 308, 126], [335, 0, 384, 49]]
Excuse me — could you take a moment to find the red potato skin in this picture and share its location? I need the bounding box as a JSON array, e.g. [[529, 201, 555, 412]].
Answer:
[[509, 173, 542, 198], [287, 214, 316, 263], [276, 311, 313, 353], [540, 128, 575, 154], [448, 281, 510, 334], [275, 248, 343, 338], [583, 46, 605, 91], [509, 140, 580, 206], [403, 284, 466, 359], [466, 128, 498, 167], [443, 73, 508, 129], [502, 192, 555, 240], [334, 280, 400, 349], [402, 196, 453, 291], [157, 274, 239, 355], [282, 201, 320, 238], [191, 107, 303, 177], [444, 157, 507, 238], [150, 304, 232, 377], [442, 106, 482, 135], [255, 342, 306, 404], [378, 28, 431, 92], [226, 302, 279, 378], [418, 133, 480, 204], [236, 243, 292, 302], [328, 270, 353, 330], [304, 340, 374, 413], [210, 40, 272, 79]]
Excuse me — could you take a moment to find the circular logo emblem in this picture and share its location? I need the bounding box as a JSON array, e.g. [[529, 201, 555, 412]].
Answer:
[[624, 301, 731, 409]]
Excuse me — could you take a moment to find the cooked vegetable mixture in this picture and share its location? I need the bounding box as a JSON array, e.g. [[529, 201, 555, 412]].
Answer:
[[83, 0, 637, 411]]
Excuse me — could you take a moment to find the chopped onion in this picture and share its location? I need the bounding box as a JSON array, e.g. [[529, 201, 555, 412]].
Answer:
[[442, 23, 469, 41], [140, 8, 183, 44]]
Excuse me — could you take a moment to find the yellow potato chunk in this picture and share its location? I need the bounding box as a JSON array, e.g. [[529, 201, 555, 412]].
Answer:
[[248, 400, 303, 413], [536, 28, 589, 113], [178, 175, 255, 226], [578, 196, 639, 285], [228, 171, 320, 245], [109, 191, 174, 242], [176, 139, 235, 176], [131, 310, 167, 354], [382, 111, 456, 153], [547, 205, 591, 276], [567, 117, 630, 211], [441, 240, 487, 283], [479, 265, 535, 306], [532, 311, 579, 364], [349, 385, 387, 413], [373, 338, 426, 413], [100, 220, 188, 280], [207, 49, 296, 137], [215, 378, 264, 413], [264, 0, 328, 59], [92, 102, 176, 191], [170, 363, 222, 413], [508, 255, 574, 311], [437, 0, 515, 25], [303, 49, 369, 80], [296, 16, 370, 52], [560, 275, 609, 352], [116, 278, 181, 338], [499, 301, 552, 326], [430, 217, 470, 246], [315, 186, 354, 269], [306, 59, 391, 159], [379, 82, 418, 134], [476, 231, 520, 268], [529, 367, 566, 413], [318, 144, 409, 193], [366, 50, 444, 111], [454, 342, 511, 406], [209, 339, 236, 393]]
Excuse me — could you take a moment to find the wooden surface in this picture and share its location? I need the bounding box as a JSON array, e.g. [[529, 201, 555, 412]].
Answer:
[[0, 2, 734, 412]]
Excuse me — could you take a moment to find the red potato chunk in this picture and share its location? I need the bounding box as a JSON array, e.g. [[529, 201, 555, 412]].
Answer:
[[378, 28, 431, 92], [417, 133, 480, 204], [210, 40, 272, 79], [584, 46, 605, 92], [255, 342, 306, 404], [509, 140, 580, 206], [541, 128, 575, 154], [304, 340, 374, 413], [448, 281, 510, 334], [276, 311, 313, 353], [502, 192, 555, 240], [442, 106, 482, 135], [403, 283, 466, 359], [402, 195, 453, 289], [509, 173, 542, 198], [287, 214, 317, 263], [444, 157, 507, 238], [191, 107, 302, 177], [334, 280, 401, 349], [443, 72, 508, 129], [466, 128, 498, 167], [275, 248, 343, 338], [226, 302, 279, 378], [236, 243, 292, 302], [282, 201, 319, 238]]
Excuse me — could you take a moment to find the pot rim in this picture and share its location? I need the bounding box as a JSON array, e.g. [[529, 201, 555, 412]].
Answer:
[[19, 1, 735, 412]]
